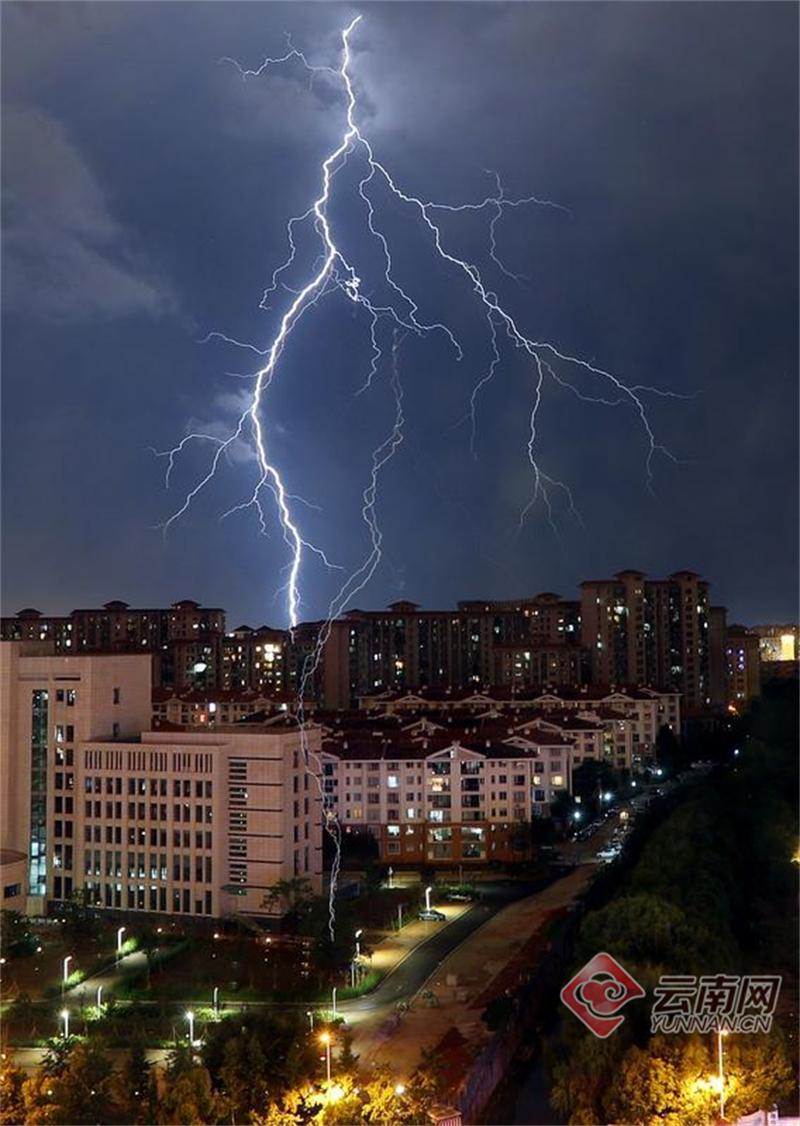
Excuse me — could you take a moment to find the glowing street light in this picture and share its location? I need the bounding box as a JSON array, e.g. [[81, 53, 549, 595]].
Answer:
[[331, 986, 337, 1020], [424, 886, 433, 912], [116, 926, 126, 963], [387, 866, 394, 888], [213, 986, 220, 1015], [355, 928, 363, 958], [320, 1032, 332, 1083], [394, 1084, 406, 1096], [307, 1009, 314, 1031], [60, 1009, 70, 1039], [96, 986, 104, 1011], [62, 955, 72, 996], [717, 1028, 729, 1123], [186, 1010, 195, 1045]]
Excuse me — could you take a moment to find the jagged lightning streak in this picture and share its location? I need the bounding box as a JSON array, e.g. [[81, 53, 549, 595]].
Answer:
[[300, 330, 406, 938], [156, 16, 690, 934]]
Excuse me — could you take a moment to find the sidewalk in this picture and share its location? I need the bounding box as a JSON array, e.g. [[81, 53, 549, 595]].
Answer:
[[358, 866, 593, 1076], [358, 903, 471, 981]]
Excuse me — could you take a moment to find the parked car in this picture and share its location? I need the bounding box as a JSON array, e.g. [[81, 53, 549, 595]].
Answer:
[[419, 909, 446, 922]]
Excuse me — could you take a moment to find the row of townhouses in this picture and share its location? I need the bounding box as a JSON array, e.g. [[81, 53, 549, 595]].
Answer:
[[1, 642, 681, 922]]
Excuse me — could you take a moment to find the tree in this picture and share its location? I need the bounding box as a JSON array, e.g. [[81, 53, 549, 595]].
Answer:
[[0, 910, 33, 957], [549, 789, 577, 831], [41, 1037, 75, 1079], [159, 1047, 217, 1126], [117, 1038, 158, 1125], [572, 760, 615, 813], [655, 724, 684, 774], [262, 878, 314, 925], [134, 928, 160, 988], [202, 1011, 316, 1109], [0, 1058, 27, 1125], [609, 1032, 795, 1126], [58, 890, 96, 948], [337, 1029, 359, 1074], [216, 1032, 269, 1122], [23, 1040, 116, 1126]]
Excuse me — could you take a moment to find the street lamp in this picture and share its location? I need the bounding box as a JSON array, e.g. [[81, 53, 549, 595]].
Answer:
[[395, 1084, 406, 1096], [116, 926, 126, 963], [388, 866, 394, 888], [96, 986, 103, 1011], [331, 986, 337, 1020], [355, 929, 363, 958], [62, 955, 72, 996], [60, 1009, 70, 1039], [213, 987, 220, 1016], [320, 1032, 332, 1083], [424, 885, 433, 912], [307, 1009, 314, 1031], [186, 1010, 195, 1045], [717, 1028, 729, 1123]]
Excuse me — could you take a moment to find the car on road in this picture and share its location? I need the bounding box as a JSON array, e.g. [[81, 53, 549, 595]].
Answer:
[[419, 909, 446, 922]]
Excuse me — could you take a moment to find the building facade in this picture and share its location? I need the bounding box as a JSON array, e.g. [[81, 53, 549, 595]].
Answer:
[[725, 626, 762, 711], [1, 600, 227, 691], [0, 644, 321, 921], [321, 722, 578, 866], [580, 570, 715, 710]]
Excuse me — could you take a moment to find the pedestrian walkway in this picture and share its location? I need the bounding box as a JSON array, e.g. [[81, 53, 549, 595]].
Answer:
[[356, 866, 593, 1077], [358, 903, 471, 981]]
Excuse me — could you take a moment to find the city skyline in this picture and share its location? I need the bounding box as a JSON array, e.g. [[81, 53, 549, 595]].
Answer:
[[2, 3, 798, 630]]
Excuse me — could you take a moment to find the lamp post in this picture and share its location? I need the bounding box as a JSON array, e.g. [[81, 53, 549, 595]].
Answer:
[[351, 962, 356, 989], [331, 986, 337, 1020], [355, 929, 363, 958], [397, 904, 403, 931], [320, 1033, 332, 1083], [307, 1009, 314, 1031], [60, 1009, 70, 1039], [62, 955, 72, 997], [213, 987, 220, 1016], [424, 885, 433, 912], [96, 986, 103, 1011], [388, 866, 394, 888], [186, 1010, 195, 1046], [717, 1028, 729, 1123], [116, 926, 126, 964]]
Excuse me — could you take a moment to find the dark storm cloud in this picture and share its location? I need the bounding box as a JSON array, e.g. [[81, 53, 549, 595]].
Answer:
[[1, 2, 797, 626], [2, 104, 173, 320]]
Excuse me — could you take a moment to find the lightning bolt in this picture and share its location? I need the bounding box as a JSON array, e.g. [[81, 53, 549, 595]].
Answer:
[[155, 16, 690, 934]]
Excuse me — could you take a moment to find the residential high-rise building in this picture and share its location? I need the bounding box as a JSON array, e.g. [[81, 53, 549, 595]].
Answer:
[[725, 625, 762, 711], [580, 570, 713, 709], [319, 594, 585, 709], [1, 600, 227, 691]]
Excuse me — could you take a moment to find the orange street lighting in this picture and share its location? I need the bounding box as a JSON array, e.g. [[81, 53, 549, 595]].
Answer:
[[320, 1032, 332, 1082]]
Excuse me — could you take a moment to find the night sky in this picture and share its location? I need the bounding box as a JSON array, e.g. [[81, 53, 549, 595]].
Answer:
[[2, 2, 797, 629]]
